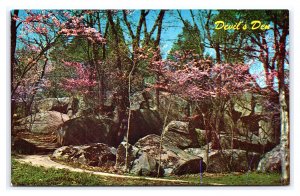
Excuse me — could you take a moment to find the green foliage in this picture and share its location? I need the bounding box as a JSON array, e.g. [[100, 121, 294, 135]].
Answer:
[[105, 18, 130, 61], [209, 10, 250, 63], [169, 21, 204, 60], [208, 10, 288, 63]]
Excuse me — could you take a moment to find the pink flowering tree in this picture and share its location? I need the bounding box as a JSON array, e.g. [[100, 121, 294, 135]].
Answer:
[[59, 61, 98, 109], [57, 13, 106, 112], [11, 10, 66, 116], [61, 61, 98, 93], [58, 15, 106, 44], [11, 10, 106, 117], [140, 48, 279, 172]]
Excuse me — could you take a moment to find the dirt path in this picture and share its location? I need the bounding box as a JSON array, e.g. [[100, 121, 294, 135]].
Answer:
[[14, 155, 190, 184]]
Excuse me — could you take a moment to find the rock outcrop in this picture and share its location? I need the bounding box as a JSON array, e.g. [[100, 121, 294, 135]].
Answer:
[[207, 149, 261, 173], [17, 111, 69, 134], [32, 97, 77, 114], [56, 116, 115, 146], [163, 121, 199, 149], [12, 137, 39, 154], [52, 143, 116, 167], [130, 152, 164, 177], [134, 134, 206, 175], [131, 90, 201, 124], [184, 147, 261, 173], [257, 144, 282, 172], [218, 134, 276, 154], [115, 142, 141, 169], [127, 109, 163, 144]]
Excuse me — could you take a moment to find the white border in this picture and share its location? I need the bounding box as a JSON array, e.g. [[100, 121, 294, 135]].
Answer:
[[1, 0, 299, 196]]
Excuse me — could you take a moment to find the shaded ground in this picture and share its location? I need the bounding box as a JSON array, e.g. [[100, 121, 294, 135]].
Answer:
[[13, 155, 190, 185], [12, 156, 281, 186], [11, 131, 282, 186], [16, 131, 57, 150]]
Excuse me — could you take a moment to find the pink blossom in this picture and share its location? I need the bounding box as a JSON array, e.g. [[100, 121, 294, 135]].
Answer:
[[61, 61, 98, 95]]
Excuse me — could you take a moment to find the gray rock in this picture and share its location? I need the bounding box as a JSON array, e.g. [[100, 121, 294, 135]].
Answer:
[[184, 148, 208, 162], [115, 141, 164, 176], [52, 143, 116, 167], [133, 90, 199, 123], [134, 134, 206, 176], [17, 111, 69, 134], [156, 92, 193, 122], [127, 109, 163, 144], [73, 96, 92, 117], [115, 142, 141, 169], [163, 121, 200, 149], [56, 115, 115, 146], [232, 93, 280, 144], [130, 152, 164, 177], [206, 149, 261, 173], [12, 137, 38, 154], [257, 144, 282, 172], [218, 134, 276, 154], [195, 129, 209, 147], [130, 91, 154, 110], [32, 97, 72, 114]]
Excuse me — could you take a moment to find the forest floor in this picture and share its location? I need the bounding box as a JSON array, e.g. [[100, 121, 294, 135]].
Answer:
[[12, 154, 282, 186], [11, 132, 282, 186], [15, 131, 58, 152], [13, 154, 190, 184]]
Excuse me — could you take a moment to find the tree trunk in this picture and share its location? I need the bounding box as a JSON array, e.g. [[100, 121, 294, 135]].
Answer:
[[279, 89, 289, 184], [11, 10, 18, 82], [276, 14, 289, 184], [201, 112, 210, 170], [11, 10, 19, 128], [153, 11, 165, 109], [215, 43, 221, 63], [157, 100, 172, 177], [124, 61, 136, 172]]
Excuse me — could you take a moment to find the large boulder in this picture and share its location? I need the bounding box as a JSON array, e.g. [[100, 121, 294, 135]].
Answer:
[[56, 116, 115, 146], [56, 107, 163, 147], [130, 91, 154, 110], [130, 152, 164, 177], [218, 134, 276, 154], [163, 121, 199, 149], [131, 90, 200, 124], [195, 129, 209, 147], [12, 137, 39, 154], [231, 93, 280, 144], [184, 147, 261, 173], [157, 92, 199, 123], [52, 143, 116, 167], [16, 111, 69, 134], [134, 134, 206, 176], [73, 96, 94, 117], [115, 142, 141, 169], [206, 149, 261, 173], [257, 144, 282, 172], [32, 97, 76, 114], [127, 109, 163, 144], [184, 148, 208, 162], [115, 142, 163, 177], [32, 96, 99, 118]]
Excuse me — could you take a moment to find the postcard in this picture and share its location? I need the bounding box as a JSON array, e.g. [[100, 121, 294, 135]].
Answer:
[[11, 9, 289, 186]]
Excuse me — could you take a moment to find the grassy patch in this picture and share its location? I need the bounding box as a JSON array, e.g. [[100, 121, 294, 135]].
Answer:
[[168, 172, 283, 186], [11, 159, 282, 186], [11, 159, 187, 186]]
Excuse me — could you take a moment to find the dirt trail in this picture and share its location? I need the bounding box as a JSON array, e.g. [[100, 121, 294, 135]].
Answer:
[[14, 155, 190, 184]]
